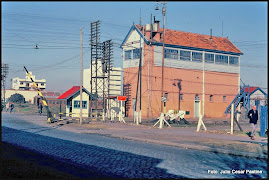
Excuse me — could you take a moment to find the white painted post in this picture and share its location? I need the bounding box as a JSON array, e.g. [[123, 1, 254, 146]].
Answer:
[[231, 103, 234, 135], [196, 114, 202, 132], [197, 113, 207, 132], [119, 101, 125, 123], [237, 103, 241, 122], [139, 110, 141, 124], [102, 109, 105, 121], [159, 113, 164, 129], [119, 101, 122, 122]]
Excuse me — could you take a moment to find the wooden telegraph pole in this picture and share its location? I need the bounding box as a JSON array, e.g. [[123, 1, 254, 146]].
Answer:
[[80, 27, 83, 125]]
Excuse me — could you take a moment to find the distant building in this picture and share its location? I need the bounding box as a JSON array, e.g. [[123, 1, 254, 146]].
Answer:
[[121, 21, 243, 119], [12, 71, 46, 90], [34, 91, 66, 108]]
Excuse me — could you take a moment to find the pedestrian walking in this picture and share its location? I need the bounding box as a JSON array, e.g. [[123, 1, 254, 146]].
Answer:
[[6, 102, 10, 112], [248, 105, 258, 140], [10, 103, 14, 113], [38, 104, 43, 115]]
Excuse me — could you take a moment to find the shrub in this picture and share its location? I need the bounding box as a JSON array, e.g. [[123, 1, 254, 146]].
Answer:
[[8, 93, 25, 103]]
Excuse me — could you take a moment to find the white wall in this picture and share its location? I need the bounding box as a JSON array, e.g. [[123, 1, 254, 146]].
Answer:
[[71, 91, 90, 118], [3, 89, 38, 104], [122, 29, 145, 68]]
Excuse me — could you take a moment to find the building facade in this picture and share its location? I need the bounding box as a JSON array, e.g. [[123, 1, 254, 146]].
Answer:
[[121, 22, 243, 119], [12, 71, 46, 90]]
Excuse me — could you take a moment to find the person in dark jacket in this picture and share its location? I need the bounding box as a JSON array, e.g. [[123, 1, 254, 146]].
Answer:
[[38, 104, 43, 115], [10, 103, 14, 113], [248, 105, 258, 140]]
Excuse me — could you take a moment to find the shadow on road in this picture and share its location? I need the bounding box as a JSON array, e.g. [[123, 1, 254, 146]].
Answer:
[[204, 146, 267, 178], [2, 127, 184, 179]]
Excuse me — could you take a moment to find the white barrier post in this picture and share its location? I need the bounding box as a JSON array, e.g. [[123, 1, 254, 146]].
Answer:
[[231, 103, 234, 135]]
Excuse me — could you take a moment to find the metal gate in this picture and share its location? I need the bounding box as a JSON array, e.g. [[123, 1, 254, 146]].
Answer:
[[260, 106, 268, 137]]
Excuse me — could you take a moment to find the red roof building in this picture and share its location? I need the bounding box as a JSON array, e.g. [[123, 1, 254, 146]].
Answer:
[[57, 86, 96, 118]]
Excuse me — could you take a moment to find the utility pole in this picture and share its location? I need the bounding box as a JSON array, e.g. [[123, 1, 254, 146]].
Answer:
[[139, 9, 142, 124], [202, 51, 205, 118], [160, 2, 166, 114], [139, 25, 143, 124], [80, 27, 83, 125], [153, 2, 170, 129], [222, 21, 223, 37], [1, 63, 9, 106], [147, 14, 153, 119]]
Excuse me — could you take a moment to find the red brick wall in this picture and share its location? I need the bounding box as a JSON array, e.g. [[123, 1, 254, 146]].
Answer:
[[123, 45, 239, 119]]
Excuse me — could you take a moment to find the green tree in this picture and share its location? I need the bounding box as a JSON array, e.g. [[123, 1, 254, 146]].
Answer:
[[8, 93, 25, 103]]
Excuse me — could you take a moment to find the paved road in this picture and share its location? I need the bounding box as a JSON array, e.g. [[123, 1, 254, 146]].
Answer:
[[2, 114, 267, 178]]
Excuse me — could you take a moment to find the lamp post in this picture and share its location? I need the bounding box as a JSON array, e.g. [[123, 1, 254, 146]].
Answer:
[[153, 2, 171, 129]]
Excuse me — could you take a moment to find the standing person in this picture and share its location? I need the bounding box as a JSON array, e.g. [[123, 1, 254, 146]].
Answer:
[[10, 103, 14, 113], [248, 105, 258, 140], [38, 104, 43, 115], [6, 102, 10, 112]]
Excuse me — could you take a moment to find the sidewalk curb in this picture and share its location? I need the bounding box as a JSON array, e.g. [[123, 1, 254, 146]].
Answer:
[[90, 133, 268, 159]]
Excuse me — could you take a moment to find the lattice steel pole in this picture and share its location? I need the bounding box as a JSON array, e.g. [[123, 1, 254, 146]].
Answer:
[[90, 21, 103, 121], [102, 40, 113, 119], [1, 63, 9, 106]]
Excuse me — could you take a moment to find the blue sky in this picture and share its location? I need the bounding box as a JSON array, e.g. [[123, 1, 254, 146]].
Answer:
[[2, 1, 267, 93]]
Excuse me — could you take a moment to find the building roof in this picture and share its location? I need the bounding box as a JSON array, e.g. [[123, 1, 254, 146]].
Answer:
[[245, 86, 267, 96], [161, 28, 242, 54], [244, 86, 259, 94], [42, 91, 61, 96], [121, 24, 243, 55], [57, 86, 93, 100]]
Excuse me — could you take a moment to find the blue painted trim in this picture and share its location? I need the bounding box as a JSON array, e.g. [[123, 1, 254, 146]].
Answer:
[[250, 87, 267, 97], [152, 42, 243, 56], [120, 24, 149, 48]]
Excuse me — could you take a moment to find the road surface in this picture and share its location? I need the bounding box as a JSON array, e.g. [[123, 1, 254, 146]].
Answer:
[[2, 113, 267, 178]]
